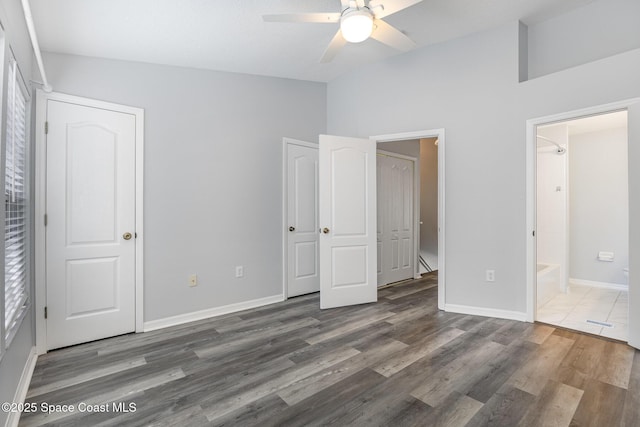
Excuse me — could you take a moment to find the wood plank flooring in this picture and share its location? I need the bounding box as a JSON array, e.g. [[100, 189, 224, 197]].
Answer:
[[20, 272, 640, 426]]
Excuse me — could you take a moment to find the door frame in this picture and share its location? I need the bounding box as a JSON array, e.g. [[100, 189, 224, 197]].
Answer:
[[376, 149, 419, 286], [34, 90, 145, 354], [281, 137, 318, 298], [370, 129, 446, 310], [525, 98, 640, 323]]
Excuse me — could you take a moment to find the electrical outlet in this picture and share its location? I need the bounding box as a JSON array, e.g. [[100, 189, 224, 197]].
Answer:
[[486, 270, 495, 282], [235, 266, 244, 278], [189, 274, 198, 287]]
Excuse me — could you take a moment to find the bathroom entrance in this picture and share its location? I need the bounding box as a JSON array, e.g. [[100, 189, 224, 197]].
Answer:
[[534, 110, 629, 340]]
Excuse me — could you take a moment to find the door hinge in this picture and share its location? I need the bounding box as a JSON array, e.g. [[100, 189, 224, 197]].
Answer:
[[44, 214, 48, 226], [44, 306, 48, 319], [45, 121, 48, 134], [532, 230, 535, 237]]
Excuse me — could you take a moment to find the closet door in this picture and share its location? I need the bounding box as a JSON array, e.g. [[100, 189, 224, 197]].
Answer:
[[285, 139, 319, 297], [377, 153, 415, 286]]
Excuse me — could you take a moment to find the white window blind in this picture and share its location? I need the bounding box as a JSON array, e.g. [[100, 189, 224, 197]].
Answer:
[[4, 57, 28, 336]]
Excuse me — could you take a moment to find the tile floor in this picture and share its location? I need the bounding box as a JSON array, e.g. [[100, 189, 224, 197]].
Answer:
[[537, 283, 628, 341]]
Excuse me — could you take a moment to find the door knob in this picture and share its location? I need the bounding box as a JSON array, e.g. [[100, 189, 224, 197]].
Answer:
[[123, 232, 133, 240], [322, 228, 330, 234], [289, 226, 295, 232]]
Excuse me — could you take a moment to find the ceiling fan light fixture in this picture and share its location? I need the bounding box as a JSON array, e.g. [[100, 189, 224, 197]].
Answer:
[[340, 9, 373, 43]]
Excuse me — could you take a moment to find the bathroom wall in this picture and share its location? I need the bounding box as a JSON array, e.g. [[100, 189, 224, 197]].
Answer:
[[569, 126, 629, 285], [536, 123, 568, 292]]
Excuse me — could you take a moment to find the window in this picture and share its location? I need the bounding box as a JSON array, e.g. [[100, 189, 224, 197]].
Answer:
[[4, 55, 29, 343]]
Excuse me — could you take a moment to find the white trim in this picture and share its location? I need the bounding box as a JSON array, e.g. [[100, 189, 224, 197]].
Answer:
[[445, 304, 527, 322], [34, 91, 47, 354], [34, 90, 145, 354], [283, 137, 318, 150], [526, 98, 640, 323], [5, 347, 37, 427], [376, 149, 421, 283], [20, 0, 51, 92], [282, 137, 318, 299], [370, 129, 446, 310], [134, 104, 145, 332], [143, 294, 284, 332], [569, 278, 628, 291]]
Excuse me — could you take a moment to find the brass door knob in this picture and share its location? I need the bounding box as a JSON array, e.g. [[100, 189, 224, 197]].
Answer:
[[289, 226, 295, 232], [123, 232, 133, 240], [322, 228, 330, 234]]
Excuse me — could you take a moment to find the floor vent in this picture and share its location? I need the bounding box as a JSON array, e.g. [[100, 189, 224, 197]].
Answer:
[[586, 319, 614, 328]]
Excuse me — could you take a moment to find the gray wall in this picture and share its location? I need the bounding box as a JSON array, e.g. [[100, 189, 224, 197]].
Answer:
[[527, 0, 640, 79], [41, 52, 326, 321], [570, 126, 628, 284], [0, 0, 35, 424], [377, 139, 420, 158], [327, 9, 640, 313], [419, 138, 438, 259]]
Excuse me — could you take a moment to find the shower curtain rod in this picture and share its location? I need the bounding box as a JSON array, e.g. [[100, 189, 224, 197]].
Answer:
[[536, 135, 566, 153]]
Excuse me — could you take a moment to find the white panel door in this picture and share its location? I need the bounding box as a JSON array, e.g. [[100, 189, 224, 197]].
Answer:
[[319, 134, 377, 309], [46, 100, 136, 350], [286, 140, 319, 297], [628, 103, 640, 349], [378, 154, 414, 286]]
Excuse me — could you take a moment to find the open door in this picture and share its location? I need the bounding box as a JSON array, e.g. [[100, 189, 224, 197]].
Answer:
[[628, 103, 640, 349], [319, 134, 377, 309]]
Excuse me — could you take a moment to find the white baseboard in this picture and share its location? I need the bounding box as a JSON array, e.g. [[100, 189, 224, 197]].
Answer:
[[569, 278, 628, 291], [444, 304, 527, 322], [143, 294, 284, 332], [5, 347, 38, 427]]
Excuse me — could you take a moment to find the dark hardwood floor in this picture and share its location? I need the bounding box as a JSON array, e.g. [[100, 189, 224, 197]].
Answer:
[[20, 272, 640, 426]]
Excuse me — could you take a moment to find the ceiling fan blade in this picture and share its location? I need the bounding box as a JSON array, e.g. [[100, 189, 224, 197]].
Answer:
[[263, 13, 340, 23], [370, 19, 416, 51], [320, 29, 347, 63], [369, 0, 423, 19]]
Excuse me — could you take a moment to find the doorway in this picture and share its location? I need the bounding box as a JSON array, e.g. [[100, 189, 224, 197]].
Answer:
[[526, 98, 640, 350], [35, 91, 144, 353], [282, 128, 445, 309], [535, 111, 628, 340], [283, 138, 319, 298], [372, 129, 446, 310]]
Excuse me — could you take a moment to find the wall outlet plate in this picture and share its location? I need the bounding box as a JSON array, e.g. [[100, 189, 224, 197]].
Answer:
[[486, 270, 495, 282], [189, 274, 198, 287]]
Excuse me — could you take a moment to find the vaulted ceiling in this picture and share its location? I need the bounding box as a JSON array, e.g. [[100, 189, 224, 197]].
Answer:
[[30, 0, 597, 82]]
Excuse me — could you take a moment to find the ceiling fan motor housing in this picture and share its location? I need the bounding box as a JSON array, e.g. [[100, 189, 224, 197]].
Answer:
[[340, 8, 374, 43]]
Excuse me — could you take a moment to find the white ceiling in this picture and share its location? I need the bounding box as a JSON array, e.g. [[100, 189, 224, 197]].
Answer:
[[30, 0, 597, 82]]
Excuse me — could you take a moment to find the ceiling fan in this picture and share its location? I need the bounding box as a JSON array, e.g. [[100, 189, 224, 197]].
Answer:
[[263, 0, 423, 63]]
